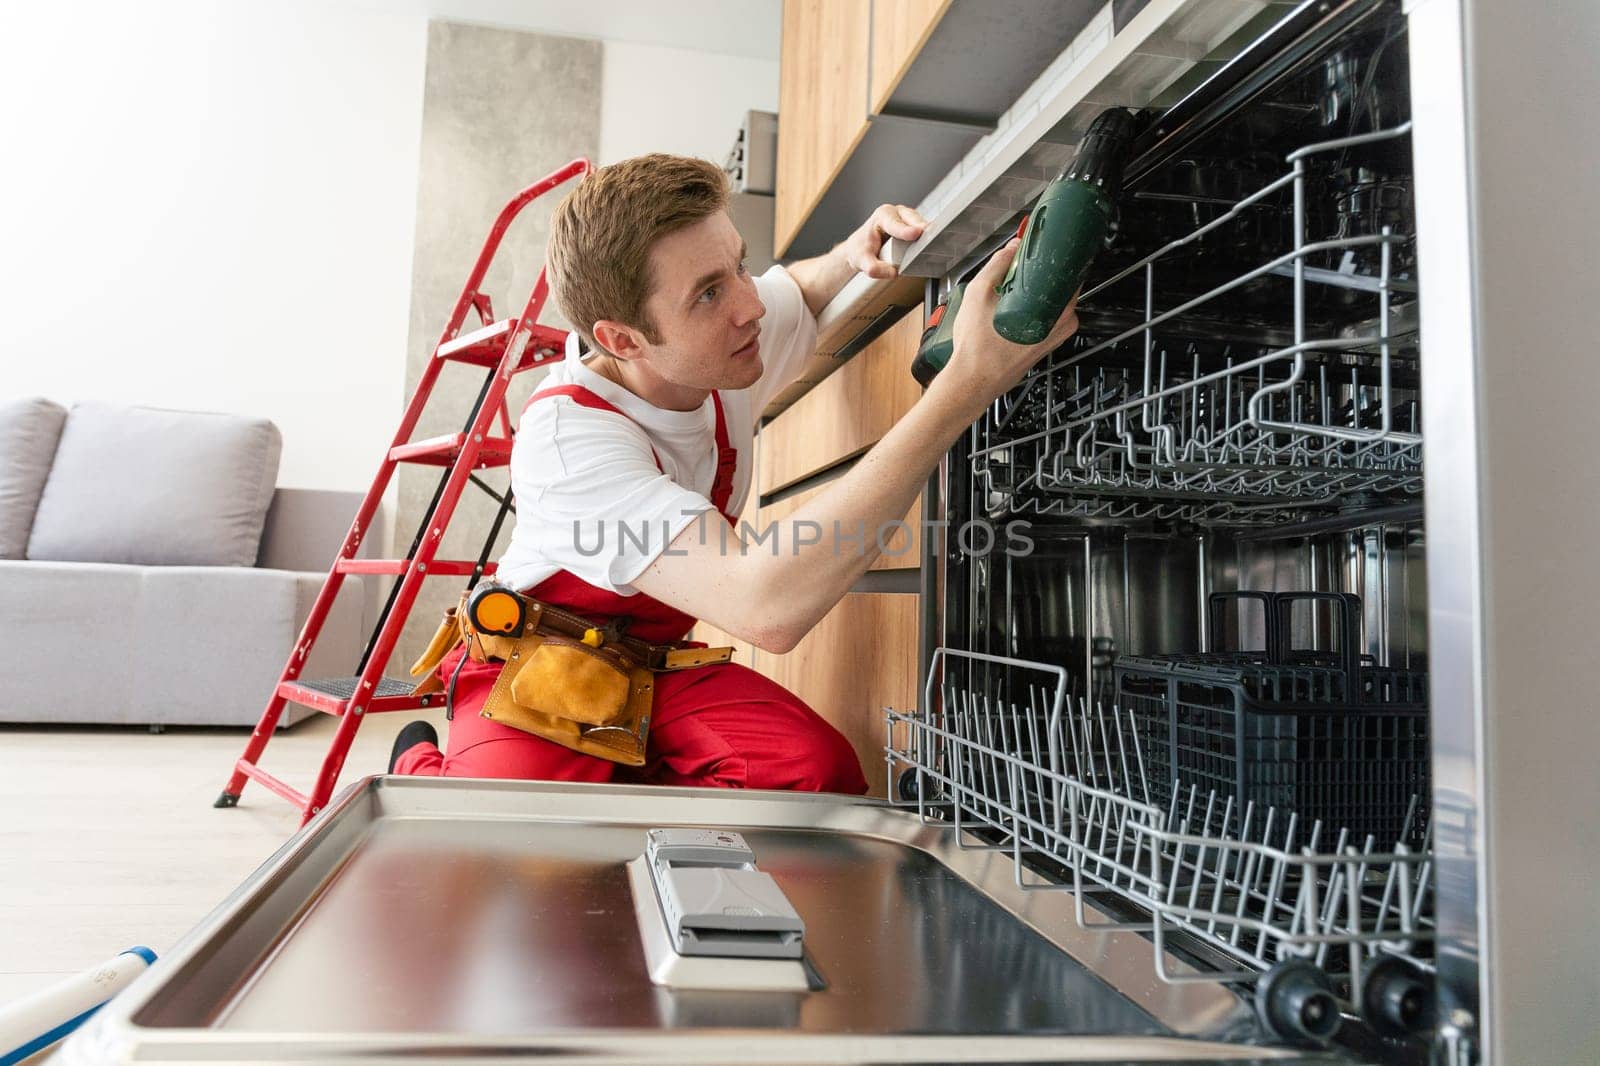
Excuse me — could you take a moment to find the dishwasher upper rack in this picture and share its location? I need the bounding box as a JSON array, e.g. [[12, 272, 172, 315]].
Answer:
[[969, 122, 1420, 528], [885, 648, 1436, 1048]]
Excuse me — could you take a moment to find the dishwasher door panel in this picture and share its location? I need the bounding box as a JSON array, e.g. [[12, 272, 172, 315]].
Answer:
[[71, 777, 1299, 1064]]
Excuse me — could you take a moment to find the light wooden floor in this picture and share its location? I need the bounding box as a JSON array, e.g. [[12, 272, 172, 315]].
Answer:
[[0, 708, 449, 1010]]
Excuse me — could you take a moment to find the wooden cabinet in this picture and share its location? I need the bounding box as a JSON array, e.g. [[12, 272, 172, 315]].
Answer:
[[760, 591, 920, 797], [758, 485, 921, 573], [775, 0, 955, 256], [775, 0, 872, 255], [757, 308, 925, 495], [869, 0, 952, 112]]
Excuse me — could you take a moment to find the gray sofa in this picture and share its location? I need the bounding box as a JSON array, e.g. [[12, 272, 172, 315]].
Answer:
[[0, 398, 378, 728]]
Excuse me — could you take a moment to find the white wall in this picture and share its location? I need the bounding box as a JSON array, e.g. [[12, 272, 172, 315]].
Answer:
[[599, 41, 779, 165], [0, 3, 779, 492], [371, 0, 781, 61], [0, 1, 427, 491]]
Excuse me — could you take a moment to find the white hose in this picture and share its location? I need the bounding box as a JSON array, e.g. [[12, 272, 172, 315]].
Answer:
[[0, 947, 155, 1065]]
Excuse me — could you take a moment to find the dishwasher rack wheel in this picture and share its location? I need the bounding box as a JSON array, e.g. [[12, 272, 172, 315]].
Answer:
[[1360, 955, 1436, 1040], [894, 767, 950, 818], [1255, 959, 1340, 1048]]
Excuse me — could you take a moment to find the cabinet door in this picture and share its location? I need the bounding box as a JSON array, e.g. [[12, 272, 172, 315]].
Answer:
[[869, 0, 951, 113], [762, 591, 920, 798], [775, 0, 872, 255], [758, 484, 922, 573]]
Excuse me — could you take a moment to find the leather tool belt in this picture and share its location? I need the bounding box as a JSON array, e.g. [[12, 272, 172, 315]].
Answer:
[[408, 589, 734, 766]]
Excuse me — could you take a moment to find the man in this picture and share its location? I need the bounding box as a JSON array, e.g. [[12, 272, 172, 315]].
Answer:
[[392, 153, 1077, 790]]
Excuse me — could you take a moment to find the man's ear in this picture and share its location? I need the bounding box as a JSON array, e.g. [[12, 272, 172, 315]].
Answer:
[[592, 319, 648, 363]]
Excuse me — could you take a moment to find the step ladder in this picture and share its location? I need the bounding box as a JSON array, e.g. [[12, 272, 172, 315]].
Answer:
[[216, 158, 590, 824]]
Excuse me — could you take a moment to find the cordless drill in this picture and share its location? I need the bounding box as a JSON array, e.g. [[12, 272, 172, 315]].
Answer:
[[911, 107, 1139, 383]]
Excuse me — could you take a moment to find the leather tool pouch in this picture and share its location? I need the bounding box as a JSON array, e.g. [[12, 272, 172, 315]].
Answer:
[[414, 587, 732, 768], [510, 637, 630, 724], [482, 634, 655, 766], [408, 607, 463, 697]]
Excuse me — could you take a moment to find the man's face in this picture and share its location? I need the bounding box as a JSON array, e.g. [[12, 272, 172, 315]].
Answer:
[[633, 211, 766, 392]]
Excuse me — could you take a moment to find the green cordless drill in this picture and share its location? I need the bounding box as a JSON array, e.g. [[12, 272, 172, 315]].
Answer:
[[910, 280, 965, 387], [911, 106, 1139, 383]]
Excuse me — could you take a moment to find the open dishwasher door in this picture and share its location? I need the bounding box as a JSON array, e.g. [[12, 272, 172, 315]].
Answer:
[[67, 776, 1323, 1064]]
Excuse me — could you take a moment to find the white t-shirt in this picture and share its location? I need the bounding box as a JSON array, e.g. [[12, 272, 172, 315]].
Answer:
[[495, 264, 817, 595]]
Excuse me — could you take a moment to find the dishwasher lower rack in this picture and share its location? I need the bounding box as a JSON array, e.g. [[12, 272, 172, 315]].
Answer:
[[1114, 660, 1429, 850], [1115, 591, 1431, 849], [970, 122, 1421, 528], [885, 649, 1437, 1050]]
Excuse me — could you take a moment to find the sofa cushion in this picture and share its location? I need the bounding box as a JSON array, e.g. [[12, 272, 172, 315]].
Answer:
[[0, 559, 361, 727], [27, 403, 283, 566], [0, 397, 68, 559], [0, 559, 143, 718], [127, 565, 361, 726]]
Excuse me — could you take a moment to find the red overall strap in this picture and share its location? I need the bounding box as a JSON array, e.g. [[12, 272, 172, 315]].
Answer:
[[708, 390, 738, 526]]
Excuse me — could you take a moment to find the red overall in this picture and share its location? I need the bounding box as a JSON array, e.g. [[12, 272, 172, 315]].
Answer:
[[393, 385, 868, 794]]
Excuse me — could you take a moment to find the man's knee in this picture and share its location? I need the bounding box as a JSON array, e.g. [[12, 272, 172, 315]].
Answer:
[[653, 665, 870, 794], [786, 720, 868, 795]]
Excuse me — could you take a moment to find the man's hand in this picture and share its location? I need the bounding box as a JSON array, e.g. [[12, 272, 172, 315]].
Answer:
[[785, 203, 929, 313], [838, 204, 928, 280], [941, 237, 1080, 401]]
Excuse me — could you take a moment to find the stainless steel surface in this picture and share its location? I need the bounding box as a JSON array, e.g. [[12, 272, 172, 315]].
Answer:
[[1398, 7, 1482, 1056], [196, 827, 1147, 1033], [887, 649, 1435, 1009], [74, 777, 1289, 1063], [974, 522, 1426, 703], [1406, 1, 1600, 1062]]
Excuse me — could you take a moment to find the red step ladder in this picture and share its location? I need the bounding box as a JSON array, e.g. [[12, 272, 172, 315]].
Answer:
[[216, 158, 590, 824]]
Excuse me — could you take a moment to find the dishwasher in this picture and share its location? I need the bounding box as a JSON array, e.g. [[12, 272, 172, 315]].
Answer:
[[902, 0, 1437, 1057], [66, 1, 1597, 1063]]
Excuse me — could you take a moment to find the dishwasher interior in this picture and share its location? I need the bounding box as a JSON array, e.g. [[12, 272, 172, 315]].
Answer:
[[892, 3, 1439, 1059]]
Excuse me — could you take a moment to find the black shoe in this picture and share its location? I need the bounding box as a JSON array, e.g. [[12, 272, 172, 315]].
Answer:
[[388, 720, 439, 773]]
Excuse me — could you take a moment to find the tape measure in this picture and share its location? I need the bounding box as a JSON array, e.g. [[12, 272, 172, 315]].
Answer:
[[466, 584, 527, 636]]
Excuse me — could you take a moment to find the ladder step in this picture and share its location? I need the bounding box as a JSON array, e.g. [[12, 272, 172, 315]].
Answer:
[[234, 759, 308, 810], [277, 676, 445, 715], [294, 676, 418, 700], [435, 319, 569, 368], [335, 559, 499, 577], [388, 433, 513, 467]]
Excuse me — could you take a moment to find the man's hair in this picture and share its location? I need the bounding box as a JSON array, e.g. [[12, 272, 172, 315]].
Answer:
[[547, 154, 730, 351]]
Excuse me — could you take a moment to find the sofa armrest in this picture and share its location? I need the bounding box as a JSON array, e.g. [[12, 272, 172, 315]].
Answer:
[[257, 488, 384, 572], [258, 487, 389, 641]]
